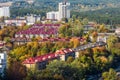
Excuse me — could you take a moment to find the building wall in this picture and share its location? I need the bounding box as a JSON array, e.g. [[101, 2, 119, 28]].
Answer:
[[97, 36, 107, 42], [36, 61, 47, 70], [0, 7, 10, 17], [0, 51, 7, 74], [46, 11, 59, 20], [46, 2, 70, 21], [75, 51, 79, 58], [58, 2, 70, 20], [5, 19, 26, 26], [26, 14, 41, 25], [24, 64, 36, 69], [60, 52, 75, 61]]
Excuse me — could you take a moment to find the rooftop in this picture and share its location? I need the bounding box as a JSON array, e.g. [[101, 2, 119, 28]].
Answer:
[[16, 24, 60, 35], [23, 48, 74, 64]]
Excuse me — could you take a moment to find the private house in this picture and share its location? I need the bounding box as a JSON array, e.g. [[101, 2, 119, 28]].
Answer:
[[15, 24, 60, 38]]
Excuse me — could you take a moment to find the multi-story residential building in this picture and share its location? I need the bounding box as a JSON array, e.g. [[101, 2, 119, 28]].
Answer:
[[46, 11, 59, 20], [0, 6, 10, 18], [46, 1, 70, 21], [23, 53, 59, 69], [23, 41, 106, 70], [4, 19, 27, 26], [23, 48, 75, 69], [58, 1, 70, 20], [0, 51, 7, 75], [26, 14, 41, 25], [15, 24, 60, 38]]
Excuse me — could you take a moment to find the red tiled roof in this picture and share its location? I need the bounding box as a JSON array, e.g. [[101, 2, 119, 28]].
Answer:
[[22, 48, 74, 64], [0, 43, 4, 47], [16, 24, 60, 35], [22, 53, 58, 64], [56, 49, 74, 55]]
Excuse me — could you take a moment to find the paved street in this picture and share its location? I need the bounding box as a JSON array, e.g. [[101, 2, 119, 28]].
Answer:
[[73, 41, 107, 52]]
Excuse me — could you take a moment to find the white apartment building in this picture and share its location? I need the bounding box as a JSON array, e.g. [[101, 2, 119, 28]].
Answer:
[[26, 14, 41, 25], [58, 2, 70, 20], [46, 11, 59, 20], [46, 1, 70, 21], [0, 6, 10, 18], [0, 51, 7, 75]]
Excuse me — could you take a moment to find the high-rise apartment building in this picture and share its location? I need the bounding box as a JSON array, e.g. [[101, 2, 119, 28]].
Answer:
[[0, 6, 10, 18], [46, 1, 70, 21], [58, 2, 70, 20]]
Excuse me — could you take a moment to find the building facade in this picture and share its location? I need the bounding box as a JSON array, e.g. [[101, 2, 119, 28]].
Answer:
[[26, 14, 41, 25], [5, 19, 27, 26], [0, 51, 7, 75], [46, 11, 59, 20], [15, 24, 60, 38], [0, 6, 10, 17], [46, 1, 70, 21], [58, 2, 70, 20], [115, 28, 120, 35]]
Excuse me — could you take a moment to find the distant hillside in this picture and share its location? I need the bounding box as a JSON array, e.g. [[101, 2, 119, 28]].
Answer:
[[71, 8, 120, 25], [33, 0, 120, 10], [35, 0, 120, 4], [68, 0, 120, 4]]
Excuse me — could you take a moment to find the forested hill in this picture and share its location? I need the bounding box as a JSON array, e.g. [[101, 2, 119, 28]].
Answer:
[[36, 0, 120, 4], [72, 8, 120, 25], [68, 0, 120, 4]]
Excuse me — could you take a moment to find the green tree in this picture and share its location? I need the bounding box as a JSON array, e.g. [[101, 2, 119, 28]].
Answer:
[[102, 68, 119, 80], [66, 56, 74, 63], [107, 35, 118, 50], [41, 47, 49, 55]]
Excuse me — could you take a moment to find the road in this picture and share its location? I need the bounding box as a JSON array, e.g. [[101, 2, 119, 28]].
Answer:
[[73, 41, 107, 52]]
